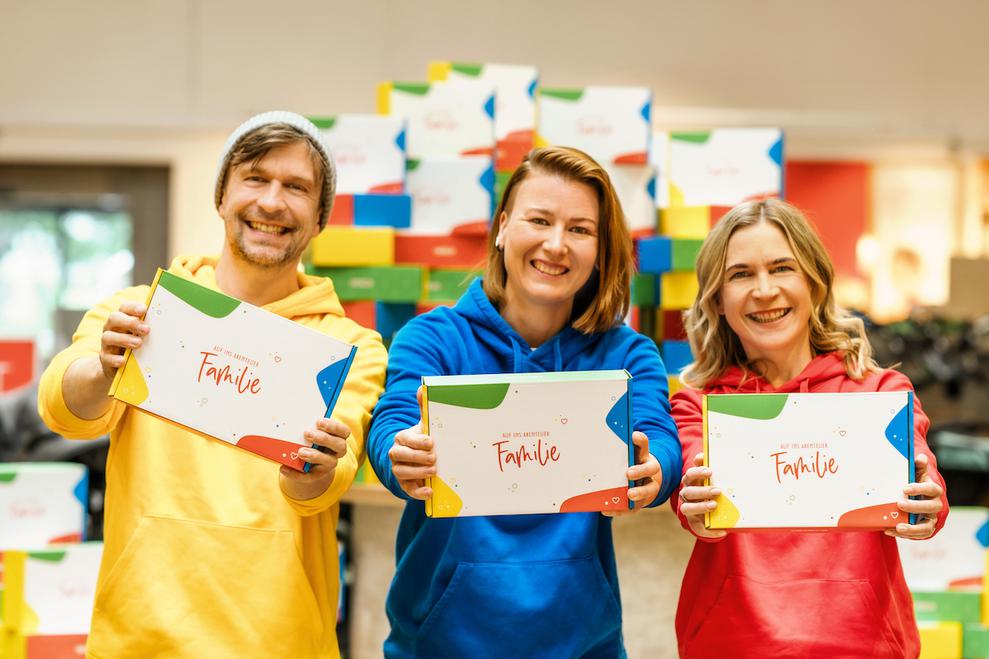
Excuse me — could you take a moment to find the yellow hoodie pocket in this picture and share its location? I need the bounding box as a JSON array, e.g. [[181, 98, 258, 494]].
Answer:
[[89, 515, 326, 658]]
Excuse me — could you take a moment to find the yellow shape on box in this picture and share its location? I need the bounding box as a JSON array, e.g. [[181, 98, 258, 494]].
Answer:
[[427, 61, 452, 82], [661, 272, 699, 310], [427, 475, 463, 517], [918, 621, 962, 659], [310, 227, 395, 267], [112, 353, 149, 405], [707, 493, 740, 529]]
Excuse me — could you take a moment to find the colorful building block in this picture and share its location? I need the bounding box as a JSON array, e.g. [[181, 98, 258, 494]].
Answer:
[[672, 238, 704, 272], [310, 227, 395, 267], [913, 591, 981, 624], [669, 128, 784, 207], [659, 206, 711, 239], [341, 301, 376, 330], [375, 302, 417, 345], [668, 374, 684, 396], [660, 309, 687, 341], [309, 266, 423, 303], [429, 61, 538, 172], [309, 114, 406, 194], [394, 234, 488, 269], [661, 340, 693, 375], [425, 269, 476, 302], [631, 274, 660, 307], [406, 156, 494, 235], [637, 236, 672, 274], [918, 621, 962, 659], [377, 80, 495, 159], [537, 86, 651, 165], [328, 193, 412, 229], [964, 623, 989, 658], [0, 463, 87, 548], [660, 272, 700, 310]]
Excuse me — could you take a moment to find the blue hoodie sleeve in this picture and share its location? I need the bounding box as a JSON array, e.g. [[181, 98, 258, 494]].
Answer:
[[623, 332, 682, 506], [367, 313, 451, 501]]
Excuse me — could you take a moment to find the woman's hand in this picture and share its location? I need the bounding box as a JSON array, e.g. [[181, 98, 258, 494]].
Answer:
[[604, 431, 661, 517], [388, 386, 436, 500], [885, 453, 945, 540], [677, 453, 727, 539]]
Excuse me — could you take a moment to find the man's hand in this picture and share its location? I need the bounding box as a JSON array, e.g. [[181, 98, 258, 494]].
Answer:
[[279, 417, 350, 501], [100, 301, 150, 380], [604, 431, 661, 517]]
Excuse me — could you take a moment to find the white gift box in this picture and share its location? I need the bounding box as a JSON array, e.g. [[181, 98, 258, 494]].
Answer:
[[424, 370, 633, 518], [704, 391, 915, 530], [537, 86, 651, 165], [898, 506, 988, 591], [0, 463, 87, 548], [109, 270, 356, 471], [311, 114, 406, 194], [606, 163, 657, 236], [378, 80, 495, 159], [405, 156, 494, 235], [669, 128, 784, 207]]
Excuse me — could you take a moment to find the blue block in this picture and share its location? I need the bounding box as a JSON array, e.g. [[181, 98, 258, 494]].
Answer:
[[375, 302, 417, 343], [661, 339, 693, 375], [354, 193, 412, 228], [637, 236, 672, 274]]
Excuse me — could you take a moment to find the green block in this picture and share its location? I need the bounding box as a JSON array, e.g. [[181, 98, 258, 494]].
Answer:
[[427, 269, 476, 302], [632, 274, 659, 307], [965, 623, 989, 658], [671, 238, 703, 272], [309, 266, 423, 302], [495, 170, 512, 203], [912, 590, 981, 624]]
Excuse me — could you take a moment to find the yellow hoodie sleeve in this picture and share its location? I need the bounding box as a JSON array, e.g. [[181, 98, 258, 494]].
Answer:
[[38, 286, 151, 439], [282, 320, 387, 516]]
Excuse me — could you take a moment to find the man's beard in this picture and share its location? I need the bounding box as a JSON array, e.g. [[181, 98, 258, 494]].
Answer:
[[230, 210, 301, 268]]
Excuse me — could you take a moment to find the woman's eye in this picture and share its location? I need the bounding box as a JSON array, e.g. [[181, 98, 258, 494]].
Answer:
[[771, 265, 794, 274], [728, 270, 749, 280], [570, 226, 592, 235], [528, 217, 549, 226]]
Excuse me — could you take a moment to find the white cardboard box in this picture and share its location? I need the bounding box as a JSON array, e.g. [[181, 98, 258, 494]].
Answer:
[[405, 156, 494, 235], [0, 463, 87, 548], [312, 114, 406, 194], [899, 506, 988, 591], [537, 86, 651, 165]]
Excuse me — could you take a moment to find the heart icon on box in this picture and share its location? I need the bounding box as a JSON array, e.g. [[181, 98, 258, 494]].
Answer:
[[290, 452, 299, 461], [612, 496, 620, 504], [839, 429, 847, 437], [891, 511, 899, 519], [560, 417, 568, 425], [274, 355, 282, 363]]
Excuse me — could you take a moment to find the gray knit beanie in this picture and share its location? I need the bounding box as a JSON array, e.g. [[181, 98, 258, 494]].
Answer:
[[214, 110, 336, 228]]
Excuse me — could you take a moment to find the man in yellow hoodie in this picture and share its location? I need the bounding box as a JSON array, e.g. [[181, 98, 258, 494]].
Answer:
[[37, 111, 387, 658]]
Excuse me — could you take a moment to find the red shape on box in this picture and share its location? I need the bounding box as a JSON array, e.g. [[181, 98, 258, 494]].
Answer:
[[49, 532, 84, 544], [497, 130, 535, 172], [836, 501, 900, 528], [368, 182, 404, 194], [395, 235, 488, 269], [661, 310, 686, 340], [236, 435, 308, 471], [0, 339, 34, 393], [342, 301, 377, 328], [327, 194, 355, 226], [559, 486, 629, 513], [27, 634, 88, 658], [613, 151, 647, 165]]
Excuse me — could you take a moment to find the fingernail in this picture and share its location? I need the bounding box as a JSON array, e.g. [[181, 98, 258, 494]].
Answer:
[[139, 324, 150, 333], [299, 447, 316, 458], [710, 488, 721, 496]]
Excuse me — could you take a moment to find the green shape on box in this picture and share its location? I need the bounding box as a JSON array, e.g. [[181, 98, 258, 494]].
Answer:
[[406, 158, 422, 172], [495, 170, 512, 203], [707, 394, 788, 420], [451, 62, 483, 77], [632, 274, 658, 307], [310, 266, 423, 302], [541, 88, 584, 102], [160, 272, 240, 318], [912, 591, 981, 624], [0, 472, 15, 483], [672, 239, 704, 272], [28, 550, 67, 563], [308, 116, 337, 130], [671, 131, 712, 144], [428, 383, 510, 410], [965, 623, 989, 658], [427, 270, 475, 301], [393, 82, 430, 96]]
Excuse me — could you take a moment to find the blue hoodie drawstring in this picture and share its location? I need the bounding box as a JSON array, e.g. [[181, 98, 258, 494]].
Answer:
[[553, 339, 563, 371], [510, 336, 523, 373]]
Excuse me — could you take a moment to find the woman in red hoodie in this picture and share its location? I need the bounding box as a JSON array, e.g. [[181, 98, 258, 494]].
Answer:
[[671, 198, 947, 658]]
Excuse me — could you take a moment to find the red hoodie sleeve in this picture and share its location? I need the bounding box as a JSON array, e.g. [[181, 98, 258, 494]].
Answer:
[[669, 388, 726, 542], [877, 369, 949, 538]]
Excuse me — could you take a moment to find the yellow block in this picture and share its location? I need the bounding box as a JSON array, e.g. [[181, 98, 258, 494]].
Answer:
[[310, 227, 395, 267], [660, 206, 710, 239], [668, 374, 684, 397], [427, 61, 451, 82], [660, 272, 699, 310], [918, 621, 962, 659], [376, 81, 393, 115]]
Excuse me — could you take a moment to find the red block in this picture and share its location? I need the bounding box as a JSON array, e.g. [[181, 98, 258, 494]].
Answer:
[[341, 301, 376, 328], [661, 309, 687, 340], [395, 235, 488, 269], [328, 194, 355, 226]]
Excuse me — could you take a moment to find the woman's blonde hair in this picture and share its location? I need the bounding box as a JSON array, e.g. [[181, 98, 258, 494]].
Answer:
[[482, 146, 632, 334], [680, 198, 878, 388]]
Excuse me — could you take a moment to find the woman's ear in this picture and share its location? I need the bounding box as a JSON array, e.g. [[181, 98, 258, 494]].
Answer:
[[495, 211, 508, 249]]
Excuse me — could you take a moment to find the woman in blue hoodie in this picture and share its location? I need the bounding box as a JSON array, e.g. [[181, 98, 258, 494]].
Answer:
[[367, 146, 681, 658]]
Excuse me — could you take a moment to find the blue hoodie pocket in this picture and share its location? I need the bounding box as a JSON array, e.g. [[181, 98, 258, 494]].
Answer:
[[415, 555, 622, 658]]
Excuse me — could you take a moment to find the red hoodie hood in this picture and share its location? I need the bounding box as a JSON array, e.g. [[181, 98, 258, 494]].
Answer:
[[701, 352, 850, 394]]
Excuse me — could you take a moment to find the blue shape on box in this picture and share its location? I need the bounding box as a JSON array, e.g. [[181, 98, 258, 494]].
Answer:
[[73, 470, 89, 541], [484, 94, 495, 121], [884, 400, 912, 460], [606, 391, 630, 445], [313, 347, 358, 473], [479, 163, 496, 214], [977, 519, 989, 548], [395, 129, 407, 154], [661, 340, 693, 375], [647, 176, 656, 200], [640, 100, 651, 123], [376, 302, 417, 343], [527, 79, 537, 99], [638, 236, 672, 274], [354, 193, 411, 228], [768, 136, 784, 167]]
